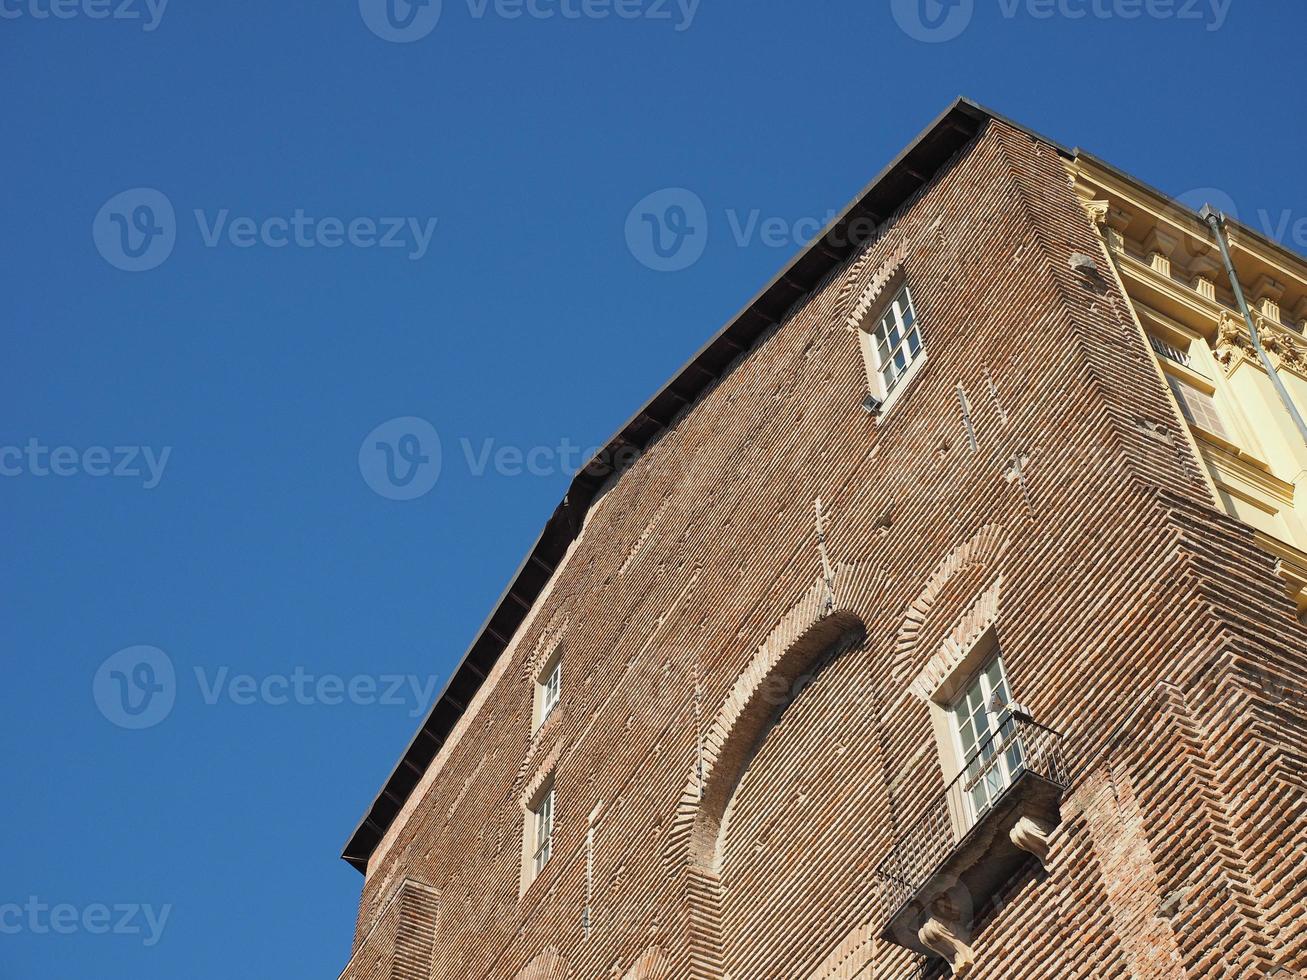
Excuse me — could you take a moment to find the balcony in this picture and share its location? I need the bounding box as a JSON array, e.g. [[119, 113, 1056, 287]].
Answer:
[[876, 715, 1067, 976]]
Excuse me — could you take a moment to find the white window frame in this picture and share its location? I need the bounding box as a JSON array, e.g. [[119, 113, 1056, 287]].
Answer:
[[534, 646, 562, 732], [530, 782, 555, 877], [947, 655, 1024, 830], [857, 283, 927, 416]]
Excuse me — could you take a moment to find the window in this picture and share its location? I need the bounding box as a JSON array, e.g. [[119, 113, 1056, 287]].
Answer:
[[534, 648, 562, 731], [530, 781, 555, 877], [1149, 334, 1191, 367], [858, 284, 925, 408], [949, 656, 1024, 826], [1167, 375, 1228, 439]]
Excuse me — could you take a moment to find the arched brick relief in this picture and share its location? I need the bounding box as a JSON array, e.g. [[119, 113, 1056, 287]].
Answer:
[[622, 945, 670, 980], [667, 566, 878, 980], [805, 922, 876, 979], [908, 574, 1004, 703], [514, 946, 569, 980], [843, 241, 910, 334], [892, 524, 1009, 685]]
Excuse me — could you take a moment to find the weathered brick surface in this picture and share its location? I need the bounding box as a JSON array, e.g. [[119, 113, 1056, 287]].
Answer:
[[343, 118, 1307, 979]]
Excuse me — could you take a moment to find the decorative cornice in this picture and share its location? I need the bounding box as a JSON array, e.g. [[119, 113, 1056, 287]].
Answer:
[[1214, 311, 1307, 378]]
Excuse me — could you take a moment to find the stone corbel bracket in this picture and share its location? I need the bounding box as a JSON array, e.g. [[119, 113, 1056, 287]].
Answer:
[[918, 913, 975, 977]]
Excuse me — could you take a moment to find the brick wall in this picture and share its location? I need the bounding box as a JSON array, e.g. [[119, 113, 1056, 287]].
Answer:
[[345, 118, 1307, 979]]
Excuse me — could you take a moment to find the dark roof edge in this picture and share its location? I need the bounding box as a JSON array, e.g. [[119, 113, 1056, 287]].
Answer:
[[341, 96, 1061, 874]]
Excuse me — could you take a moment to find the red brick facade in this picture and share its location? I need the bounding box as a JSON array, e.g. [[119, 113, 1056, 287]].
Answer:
[[340, 109, 1307, 979]]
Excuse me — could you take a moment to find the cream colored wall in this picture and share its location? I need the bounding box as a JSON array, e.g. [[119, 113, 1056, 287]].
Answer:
[[1069, 157, 1307, 615]]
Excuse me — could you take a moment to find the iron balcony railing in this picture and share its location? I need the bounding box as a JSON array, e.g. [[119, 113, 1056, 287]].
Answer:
[[876, 713, 1067, 915]]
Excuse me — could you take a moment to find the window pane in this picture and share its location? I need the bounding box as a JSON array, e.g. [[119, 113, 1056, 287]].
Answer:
[[907, 329, 921, 356]]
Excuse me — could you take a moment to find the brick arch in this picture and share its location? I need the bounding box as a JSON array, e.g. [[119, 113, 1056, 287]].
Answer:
[[667, 573, 872, 979], [514, 946, 569, 980], [622, 945, 670, 980], [892, 524, 1008, 683]]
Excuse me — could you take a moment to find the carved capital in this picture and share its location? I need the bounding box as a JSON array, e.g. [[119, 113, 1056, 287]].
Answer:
[[1215, 312, 1255, 374], [918, 914, 975, 977], [1215, 312, 1307, 376], [1010, 814, 1057, 869], [1081, 199, 1110, 226], [1257, 318, 1307, 372]]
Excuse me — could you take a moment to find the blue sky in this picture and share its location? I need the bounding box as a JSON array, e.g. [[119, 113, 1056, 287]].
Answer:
[[2, 1, 1304, 977]]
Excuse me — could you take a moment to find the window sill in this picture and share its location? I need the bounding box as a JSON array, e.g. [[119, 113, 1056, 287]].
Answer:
[[874, 352, 929, 425]]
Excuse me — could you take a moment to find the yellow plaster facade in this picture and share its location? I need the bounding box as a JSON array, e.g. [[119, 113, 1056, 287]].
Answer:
[[1070, 156, 1307, 617]]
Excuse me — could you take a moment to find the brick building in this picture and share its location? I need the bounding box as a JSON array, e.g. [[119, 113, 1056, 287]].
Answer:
[[338, 100, 1307, 979]]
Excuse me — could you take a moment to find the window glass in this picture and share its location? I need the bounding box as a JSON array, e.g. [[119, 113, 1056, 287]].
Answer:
[[868, 286, 925, 398], [951, 657, 1023, 823], [532, 785, 554, 875]]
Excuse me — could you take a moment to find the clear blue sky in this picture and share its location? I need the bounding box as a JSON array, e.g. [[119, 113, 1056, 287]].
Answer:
[[3, 1, 1304, 977]]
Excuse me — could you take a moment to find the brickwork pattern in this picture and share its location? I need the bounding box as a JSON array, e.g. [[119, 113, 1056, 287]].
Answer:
[[345, 120, 1307, 979]]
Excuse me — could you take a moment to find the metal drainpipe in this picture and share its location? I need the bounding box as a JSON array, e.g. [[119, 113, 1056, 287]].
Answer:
[[1201, 205, 1307, 448]]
